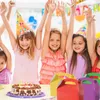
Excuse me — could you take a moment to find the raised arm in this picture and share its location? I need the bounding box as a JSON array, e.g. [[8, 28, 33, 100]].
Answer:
[[41, 0, 56, 59], [0, 1, 15, 35], [86, 8, 96, 62], [36, 1, 49, 49], [0, 38, 12, 72], [0, 2, 16, 50], [57, 2, 68, 56], [66, 0, 76, 59]]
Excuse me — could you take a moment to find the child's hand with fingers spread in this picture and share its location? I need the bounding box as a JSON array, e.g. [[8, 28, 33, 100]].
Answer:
[[48, 0, 56, 14], [8, 0, 15, 8], [57, 1, 65, 17], [85, 8, 95, 23], [0, 2, 7, 15], [44, 1, 49, 14], [67, 0, 76, 14]]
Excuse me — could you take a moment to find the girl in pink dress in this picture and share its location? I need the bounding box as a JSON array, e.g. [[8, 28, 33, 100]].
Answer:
[[86, 8, 100, 73], [40, 0, 68, 84], [0, 39, 12, 84], [66, 0, 92, 79], [0, 1, 49, 84], [0, 1, 14, 84]]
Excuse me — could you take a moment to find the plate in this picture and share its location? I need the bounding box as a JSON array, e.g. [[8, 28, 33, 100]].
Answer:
[[7, 91, 45, 98]]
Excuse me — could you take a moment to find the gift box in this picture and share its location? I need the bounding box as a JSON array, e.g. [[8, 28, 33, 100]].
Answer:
[[79, 77, 99, 100], [85, 73, 100, 99], [57, 79, 80, 100], [50, 72, 75, 96]]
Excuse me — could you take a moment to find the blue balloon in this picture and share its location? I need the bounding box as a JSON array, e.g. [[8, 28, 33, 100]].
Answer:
[[29, 16, 34, 22], [33, 19, 37, 24]]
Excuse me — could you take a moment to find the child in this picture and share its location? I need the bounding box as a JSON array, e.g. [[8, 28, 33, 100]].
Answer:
[[0, 1, 49, 84], [66, 0, 92, 79], [0, 1, 14, 84], [0, 38, 12, 84], [40, 0, 68, 84], [86, 8, 100, 73]]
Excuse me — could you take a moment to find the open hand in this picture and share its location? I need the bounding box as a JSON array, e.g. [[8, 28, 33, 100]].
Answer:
[[8, 0, 15, 8], [0, 2, 7, 15], [85, 8, 95, 23], [57, 1, 65, 16]]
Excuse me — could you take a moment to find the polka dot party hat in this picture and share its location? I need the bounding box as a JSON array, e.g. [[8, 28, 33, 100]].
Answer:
[[16, 11, 30, 37]]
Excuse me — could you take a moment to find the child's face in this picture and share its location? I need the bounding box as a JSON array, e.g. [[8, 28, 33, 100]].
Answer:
[[0, 57, 6, 71], [49, 33, 61, 51], [97, 42, 100, 56], [73, 36, 85, 53], [19, 36, 31, 50]]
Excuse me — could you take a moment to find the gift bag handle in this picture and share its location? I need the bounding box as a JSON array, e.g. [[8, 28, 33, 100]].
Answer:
[[56, 72, 76, 79], [61, 79, 78, 86], [79, 77, 97, 84], [86, 73, 100, 78]]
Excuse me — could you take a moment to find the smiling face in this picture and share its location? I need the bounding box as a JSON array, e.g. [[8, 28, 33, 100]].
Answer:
[[0, 57, 6, 71], [72, 36, 85, 53], [49, 30, 61, 52], [19, 36, 31, 50]]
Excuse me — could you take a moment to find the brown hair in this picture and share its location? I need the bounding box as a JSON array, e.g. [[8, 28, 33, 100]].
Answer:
[[17, 30, 36, 59], [0, 50, 7, 62], [95, 39, 100, 60], [49, 28, 61, 51], [69, 34, 92, 74]]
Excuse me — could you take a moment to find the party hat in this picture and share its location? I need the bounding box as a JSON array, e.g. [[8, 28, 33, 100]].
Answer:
[[16, 11, 30, 37], [77, 24, 87, 35]]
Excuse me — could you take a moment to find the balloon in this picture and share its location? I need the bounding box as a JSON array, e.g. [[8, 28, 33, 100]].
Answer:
[[29, 16, 34, 23]]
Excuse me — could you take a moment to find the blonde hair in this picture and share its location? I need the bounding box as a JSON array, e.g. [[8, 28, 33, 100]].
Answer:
[[17, 30, 36, 59]]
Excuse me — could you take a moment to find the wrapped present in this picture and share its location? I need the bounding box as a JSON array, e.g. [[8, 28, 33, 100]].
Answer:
[[57, 79, 80, 100], [79, 77, 99, 100], [50, 72, 75, 96]]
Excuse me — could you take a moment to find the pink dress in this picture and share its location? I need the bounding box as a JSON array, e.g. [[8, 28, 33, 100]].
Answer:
[[0, 68, 11, 84], [12, 46, 41, 84], [40, 50, 66, 84]]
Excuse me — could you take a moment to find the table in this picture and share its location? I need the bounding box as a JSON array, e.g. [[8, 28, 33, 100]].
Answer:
[[0, 85, 57, 100]]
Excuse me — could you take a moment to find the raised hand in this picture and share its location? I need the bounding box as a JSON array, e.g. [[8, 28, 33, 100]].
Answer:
[[0, 2, 7, 15], [85, 8, 95, 23], [48, 0, 56, 14], [57, 1, 65, 16], [67, 0, 76, 14], [8, 0, 15, 8]]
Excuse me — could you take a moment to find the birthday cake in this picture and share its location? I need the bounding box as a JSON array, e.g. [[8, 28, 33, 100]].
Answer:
[[11, 84, 41, 96]]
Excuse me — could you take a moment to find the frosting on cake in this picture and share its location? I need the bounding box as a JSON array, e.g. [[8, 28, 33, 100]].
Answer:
[[11, 84, 41, 96]]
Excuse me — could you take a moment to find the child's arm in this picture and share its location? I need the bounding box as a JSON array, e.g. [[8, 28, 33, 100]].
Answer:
[[36, 1, 48, 49], [41, 0, 56, 59], [0, 39, 12, 72], [0, 2, 16, 50], [86, 8, 96, 63], [66, 0, 76, 59], [0, 1, 15, 35], [58, 2, 68, 56]]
